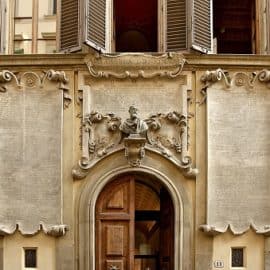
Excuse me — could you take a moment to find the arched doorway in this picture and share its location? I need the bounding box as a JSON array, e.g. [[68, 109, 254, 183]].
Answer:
[[95, 175, 174, 270]]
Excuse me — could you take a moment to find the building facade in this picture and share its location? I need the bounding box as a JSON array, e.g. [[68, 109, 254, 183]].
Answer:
[[0, 1, 270, 270]]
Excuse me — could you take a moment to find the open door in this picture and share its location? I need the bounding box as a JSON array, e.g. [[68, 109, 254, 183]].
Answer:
[[159, 188, 174, 270], [96, 176, 135, 270], [96, 177, 174, 270]]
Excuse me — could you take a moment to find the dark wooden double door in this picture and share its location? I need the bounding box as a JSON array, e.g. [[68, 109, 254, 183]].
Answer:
[[96, 176, 174, 270]]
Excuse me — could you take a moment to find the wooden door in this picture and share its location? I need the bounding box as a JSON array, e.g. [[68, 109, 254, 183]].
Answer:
[[159, 188, 174, 270], [96, 176, 135, 270]]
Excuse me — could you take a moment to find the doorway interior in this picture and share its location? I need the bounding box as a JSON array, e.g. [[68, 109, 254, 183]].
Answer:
[[95, 175, 174, 270]]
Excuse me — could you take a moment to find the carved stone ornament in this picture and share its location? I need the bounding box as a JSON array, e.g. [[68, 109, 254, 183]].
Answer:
[[0, 223, 68, 237], [84, 53, 186, 79], [199, 69, 270, 104], [0, 69, 71, 108], [124, 135, 146, 167], [200, 223, 270, 237], [73, 107, 198, 180]]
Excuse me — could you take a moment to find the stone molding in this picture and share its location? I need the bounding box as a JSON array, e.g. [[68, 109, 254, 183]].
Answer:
[[0, 223, 68, 237], [200, 224, 270, 237], [0, 69, 72, 108]]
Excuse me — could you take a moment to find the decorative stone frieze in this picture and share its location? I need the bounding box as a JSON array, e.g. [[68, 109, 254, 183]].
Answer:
[[200, 224, 270, 237], [0, 69, 71, 108], [0, 223, 68, 237]]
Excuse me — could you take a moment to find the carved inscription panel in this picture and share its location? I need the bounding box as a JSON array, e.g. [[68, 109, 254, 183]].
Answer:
[[83, 77, 187, 120], [207, 86, 270, 230], [0, 89, 62, 232]]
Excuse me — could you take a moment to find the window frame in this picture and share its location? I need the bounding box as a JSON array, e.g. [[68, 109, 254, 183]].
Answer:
[[231, 247, 246, 269], [23, 247, 38, 269]]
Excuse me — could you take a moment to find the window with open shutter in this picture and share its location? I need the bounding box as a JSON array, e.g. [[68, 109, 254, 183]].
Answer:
[[58, 0, 81, 52], [192, 0, 212, 53], [58, 0, 212, 53]]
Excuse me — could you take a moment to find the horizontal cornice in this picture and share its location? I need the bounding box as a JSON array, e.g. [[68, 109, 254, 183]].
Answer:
[[0, 53, 270, 70]]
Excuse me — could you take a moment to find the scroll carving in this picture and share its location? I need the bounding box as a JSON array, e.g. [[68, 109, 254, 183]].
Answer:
[[73, 107, 198, 179], [0, 69, 71, 109], [81, 112, 122, 166], [200, 69, 270, 104]]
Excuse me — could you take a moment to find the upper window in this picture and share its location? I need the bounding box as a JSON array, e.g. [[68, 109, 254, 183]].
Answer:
[[0, 0, 7, 54], [213, 0, 255, 54], [58, 0, 212, 53], [58, 0, 269, 54]]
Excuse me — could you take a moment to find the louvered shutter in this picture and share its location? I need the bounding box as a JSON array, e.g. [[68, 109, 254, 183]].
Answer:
[[166, 0, 187, 51], [191, 0, 212, 53], [59, 0, 81, 52], [267, 0, 270, 53], [0, 0, 6, 53], [85, 0, 106, 52]]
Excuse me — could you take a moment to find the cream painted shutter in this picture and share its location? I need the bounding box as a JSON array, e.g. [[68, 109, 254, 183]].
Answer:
[[0, 0, 6, 53], [166, 0, 187, 51], [85, 0, 106, 52], [191, 0, 212, 53], [59, 0, 81, 52]]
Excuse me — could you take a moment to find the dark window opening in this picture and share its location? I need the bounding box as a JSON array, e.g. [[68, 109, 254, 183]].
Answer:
[[53, 0, 57, 15], [114, 0, 157, 52], [24, 248, 37, 268], [213, 0, 255, 53], [231, 248, 244, 267]]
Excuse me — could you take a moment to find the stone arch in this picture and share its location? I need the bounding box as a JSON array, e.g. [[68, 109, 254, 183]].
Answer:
[[76, 151, 194, 270]]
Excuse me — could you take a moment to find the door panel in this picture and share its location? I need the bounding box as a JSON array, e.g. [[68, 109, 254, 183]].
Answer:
[[159, 188, 174, 270], [96, 176, 135, 270]]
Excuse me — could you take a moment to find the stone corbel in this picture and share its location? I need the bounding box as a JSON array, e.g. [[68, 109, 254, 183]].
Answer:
[[0, 69, 72, 109], [124, 135, 146, 167], [43, 224, 69, 237], [46, 69, 72, 109]]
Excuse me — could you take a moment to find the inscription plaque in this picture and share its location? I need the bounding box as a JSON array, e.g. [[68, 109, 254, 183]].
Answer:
[[207, 85, 270, 231], [0, 88, 62, 233]]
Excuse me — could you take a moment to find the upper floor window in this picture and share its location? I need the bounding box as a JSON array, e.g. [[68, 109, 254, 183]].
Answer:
[[213, 0, 255, 53], [58, 0, 270, 54], [58, 0, 212, 53], [0, 0, 7, 54]]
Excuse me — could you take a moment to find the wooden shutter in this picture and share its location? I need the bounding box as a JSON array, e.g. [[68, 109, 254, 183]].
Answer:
[[0, 0, 6, 53], [85, 0, 106, 52], [267, 0, 270, 53], [96, 176, 135, 270], [191, 0, 212, 53], [166, 0, 187, 51], [58, 0, 81, 52]]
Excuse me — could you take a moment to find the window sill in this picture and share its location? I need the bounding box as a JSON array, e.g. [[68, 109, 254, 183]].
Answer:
[[43, 14, 56, 20]]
